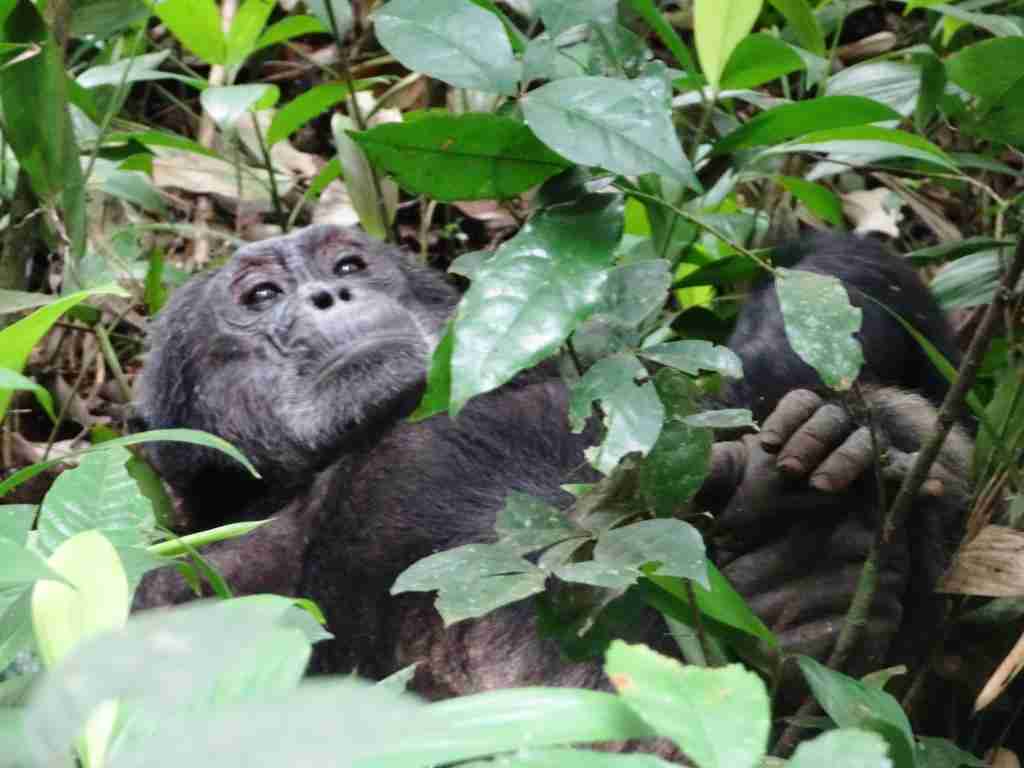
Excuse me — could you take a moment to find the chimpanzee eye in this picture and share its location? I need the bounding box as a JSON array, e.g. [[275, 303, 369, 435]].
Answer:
[[334, 255, 367, 275], [242, 282, 283, 308]]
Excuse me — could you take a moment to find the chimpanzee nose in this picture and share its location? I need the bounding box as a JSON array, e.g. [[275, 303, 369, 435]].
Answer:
[[304, 284, 353, 310]]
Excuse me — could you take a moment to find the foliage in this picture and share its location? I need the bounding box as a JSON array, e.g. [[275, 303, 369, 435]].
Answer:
[[0, 0, 1023, 765]]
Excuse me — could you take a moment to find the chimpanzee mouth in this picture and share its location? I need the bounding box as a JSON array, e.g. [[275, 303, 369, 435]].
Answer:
[[315, 334, 425, 382]]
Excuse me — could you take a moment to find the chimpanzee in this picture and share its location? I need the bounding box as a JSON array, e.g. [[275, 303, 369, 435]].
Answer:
[[132, 224, 971, 699]]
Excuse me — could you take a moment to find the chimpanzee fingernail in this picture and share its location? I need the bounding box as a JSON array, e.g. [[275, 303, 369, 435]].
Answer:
[[810, 473, 833, 492], [778, 456, 804, 475], [922, 478, 944, 496]]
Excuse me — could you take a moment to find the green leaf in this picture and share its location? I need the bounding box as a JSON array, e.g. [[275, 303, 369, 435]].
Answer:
[[450, 195, 622, 415], [391, 542, 546, 625], [225, 0, 275, 67], [605, 642, 770, 768], [0, 428, 257, 499], [0, 539, 68, 590], [523, 76, 699, 190], [147, 0, 227, 65], [568, 354, 665, 474], [788, 729, 892, 768], [797, 656, 916, 768], [374, 0, 519, 95], [640, 417, 712, 516], [638, 341, 743, 378], [595, 260, 672, 327], [410, 323, 455, 421], [0, 504, 34, 545], [201, 84, 279, 131], [719, 33, 805, 91], [826, 62, 922, 118], [0, 286, 126, 422], [594, 519, 707, 586], [0, 368, 54, 421], [694, 0, 764, 92], [931, 250, 1000, 310], [535, 0, 617, 35], [267, 81, 370, 145], [351, 114, 570, 201], [0, 0, 78, 200], [773, 125, 957, 171], [253, 14, 329, 51], [947, 38, 1024, 104], [496, 494, 582, 553], [714, 96, 900, 156], [32, 531, 129, 768], [36, 446, 156, 557], [684, 409, 755, 429], [776, 268, 864, 391], [914, 737, 986, 768], [777, 176, 844, 227], [767, 0, 824, 55]]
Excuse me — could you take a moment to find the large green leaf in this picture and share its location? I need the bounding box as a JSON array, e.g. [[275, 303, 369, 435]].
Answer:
[[225, 0, 275, 67], [450, 195, 623, 414], [36, 446, 156, 557], [719, 33, 805, 91], [523, 77, 699, 189], [0, 0, 78, 200], [32, 531, 129, 768], [714, 96, 900, 155], [638, 341, 742, 378], [776, 268, 864, 391], [147, 0, 227, 65], [606, 643, 770, 768], [0, 540, 68, 590], [693, 0, 764, 91], [797, 656, 917, 768], [767, 0, 824, 55], [947, 38, 1024, 104], [535, 0, 616, 35], [267, 81, 374, 145], [788, 730, 892, 768], [826, 61, 923, 118], [772, 125, 956, 171], [351, 114, 569, 201], [374, 0, 519, 95]]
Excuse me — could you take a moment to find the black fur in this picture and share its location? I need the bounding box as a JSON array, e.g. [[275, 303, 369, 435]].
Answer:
[[134, 225, 969, 707]]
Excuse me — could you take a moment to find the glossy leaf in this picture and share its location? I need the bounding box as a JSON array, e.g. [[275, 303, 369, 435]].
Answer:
[[767, 0, 824, 55], [523, 77, 699, 190], [148, 0, 227, 65], [714, 96, 900, 156], [719, 34, 804, 91], [0, 540, 67, 590], [391, 541, 545, 625], [827, 62, 922, 118], [788, 730, 892, 768], [535, 0, 616, 35], [450, 195, 623, 415], [374, 0, 519, 95], [778, 176, 844, 227], [797, 656, 916, 768], [36, 446, 156, 557], [351, 114, 569, 201], [253, 14, 329, 51], [606, 643, 770, 768], [201, 84, 279, 131], [931, 250, 1001, 310], [638, 341, 743, 378], [694, 0, 764, 91], [776, 268, 864, 391], [225, 0, 275, 67], [774, 126, 956, 171], [595, 260, 672, 327], [268, 82, 368, 145]]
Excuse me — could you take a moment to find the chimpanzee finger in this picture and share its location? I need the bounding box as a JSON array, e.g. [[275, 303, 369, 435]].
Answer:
[[777, 403, 854, 478], [760, 389, 824, 453], [882, 450, 959, 497], [694, 439, 748, 510], [807, 426, 874, 493]]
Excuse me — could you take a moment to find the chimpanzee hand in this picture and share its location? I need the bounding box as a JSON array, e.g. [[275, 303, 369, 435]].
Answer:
[[696, 388, 971, 671]]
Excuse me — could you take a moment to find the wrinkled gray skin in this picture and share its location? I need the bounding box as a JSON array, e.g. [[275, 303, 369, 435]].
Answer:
[[134, 225, 970, 711]]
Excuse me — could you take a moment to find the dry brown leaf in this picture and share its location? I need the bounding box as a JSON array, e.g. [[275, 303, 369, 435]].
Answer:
[[941, 525, 1024, 597], [151, 148, 294, 208]]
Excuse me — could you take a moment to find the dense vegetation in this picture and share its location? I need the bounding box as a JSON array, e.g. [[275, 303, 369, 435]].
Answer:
[[0, 0, 1023, 766]]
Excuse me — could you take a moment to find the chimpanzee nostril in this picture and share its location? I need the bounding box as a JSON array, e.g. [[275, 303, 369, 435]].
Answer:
[[338, 287, 352, 302], [310, 290, 334, 310]]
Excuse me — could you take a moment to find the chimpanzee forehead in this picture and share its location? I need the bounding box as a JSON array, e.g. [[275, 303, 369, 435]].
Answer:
[[229, 225, 390, 274]]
